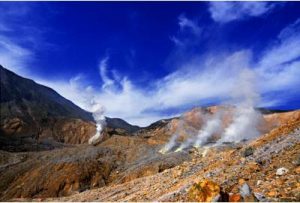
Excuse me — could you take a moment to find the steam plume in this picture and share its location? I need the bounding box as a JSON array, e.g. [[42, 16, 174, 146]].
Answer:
[[159, 119, 184, 154], [88, 102, 106, 145], [175, 110, 223, 152], [193, 112, 223, 148], [174, 136, 194, 152], [218, 68, 262, 143]]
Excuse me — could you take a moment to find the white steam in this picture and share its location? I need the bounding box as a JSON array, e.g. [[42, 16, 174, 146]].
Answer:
[[88, 102, 106, 145], [193, 112, 223, 148], [160, 132, 180, 154], [159, 119, 184, 154], [175, 110, 223, 152], [160, 68, 263, 153], [218, 106, 260, 143], [175, 136, 194, 152], [218, 68, 262, 143]]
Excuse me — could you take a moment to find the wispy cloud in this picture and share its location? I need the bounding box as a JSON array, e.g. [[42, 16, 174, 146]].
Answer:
[[0, 3, 51, 76], [178, 14, 201, 35], [209, 2, 276, 23], [257, 18, 300, 94], [0, 35, 33, 74], [0, 4, 33, 77], [99, 57, 115, 90], [170, 14, 202, 47]]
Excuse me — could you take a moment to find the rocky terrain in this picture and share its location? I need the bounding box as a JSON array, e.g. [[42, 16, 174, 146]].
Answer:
[[0, 66, 299, 201], [43, 112, 300, 202], [0, 107, 299, 201]]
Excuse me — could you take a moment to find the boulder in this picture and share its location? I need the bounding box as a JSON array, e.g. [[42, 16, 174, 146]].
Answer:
[[187, 180, 228, 202], [276, 167, 289, 176]]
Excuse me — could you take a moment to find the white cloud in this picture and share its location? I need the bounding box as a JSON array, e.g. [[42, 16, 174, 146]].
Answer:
[[155, 51, 250, 108], [0, 36, 32, 74], [178, 14, 201, 35], [257, 18, 300, 93], [209, 2, 275, 23], [259, 19, 300, 69]]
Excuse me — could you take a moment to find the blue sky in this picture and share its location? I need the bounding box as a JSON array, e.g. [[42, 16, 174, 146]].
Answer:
[[1, 2, 300, 126]]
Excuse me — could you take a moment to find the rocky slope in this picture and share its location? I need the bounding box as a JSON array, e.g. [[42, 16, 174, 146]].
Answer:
[[0, 107, 299, 201], [44, 113, 300, 202], [0, 65, 94, 149], [0, 136, 189, 200], [0, 65, 94, 127]]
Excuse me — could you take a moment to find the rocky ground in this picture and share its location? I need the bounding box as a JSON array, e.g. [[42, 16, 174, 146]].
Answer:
[[0, 108, 298, 202], [0, 135, 190, 200], [44, 114, 300, 202]]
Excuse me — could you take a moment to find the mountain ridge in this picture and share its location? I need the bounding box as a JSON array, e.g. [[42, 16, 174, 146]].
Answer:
[[0, 65, 94, 122], [0, 66, 140, 151]]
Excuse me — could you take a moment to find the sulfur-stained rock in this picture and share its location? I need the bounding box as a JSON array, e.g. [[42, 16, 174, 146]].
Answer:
[[267, 191, 277, 197], [187, 180, 226, 202]]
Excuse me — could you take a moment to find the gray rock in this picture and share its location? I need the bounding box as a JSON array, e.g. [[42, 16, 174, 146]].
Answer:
[[254, 192, 268, 202], [240, 183, 251, 198], [276, 167, 289, 176]]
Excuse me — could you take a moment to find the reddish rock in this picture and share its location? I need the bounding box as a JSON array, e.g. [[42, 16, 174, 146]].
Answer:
[[229, 193, 242, 202]]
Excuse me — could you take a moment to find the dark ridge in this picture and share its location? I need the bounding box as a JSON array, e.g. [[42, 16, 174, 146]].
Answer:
[[143, 117, 177, 130], [0, 65, 94, 122], [105, 117, 140, 133], [256, 107, 295, 115]]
